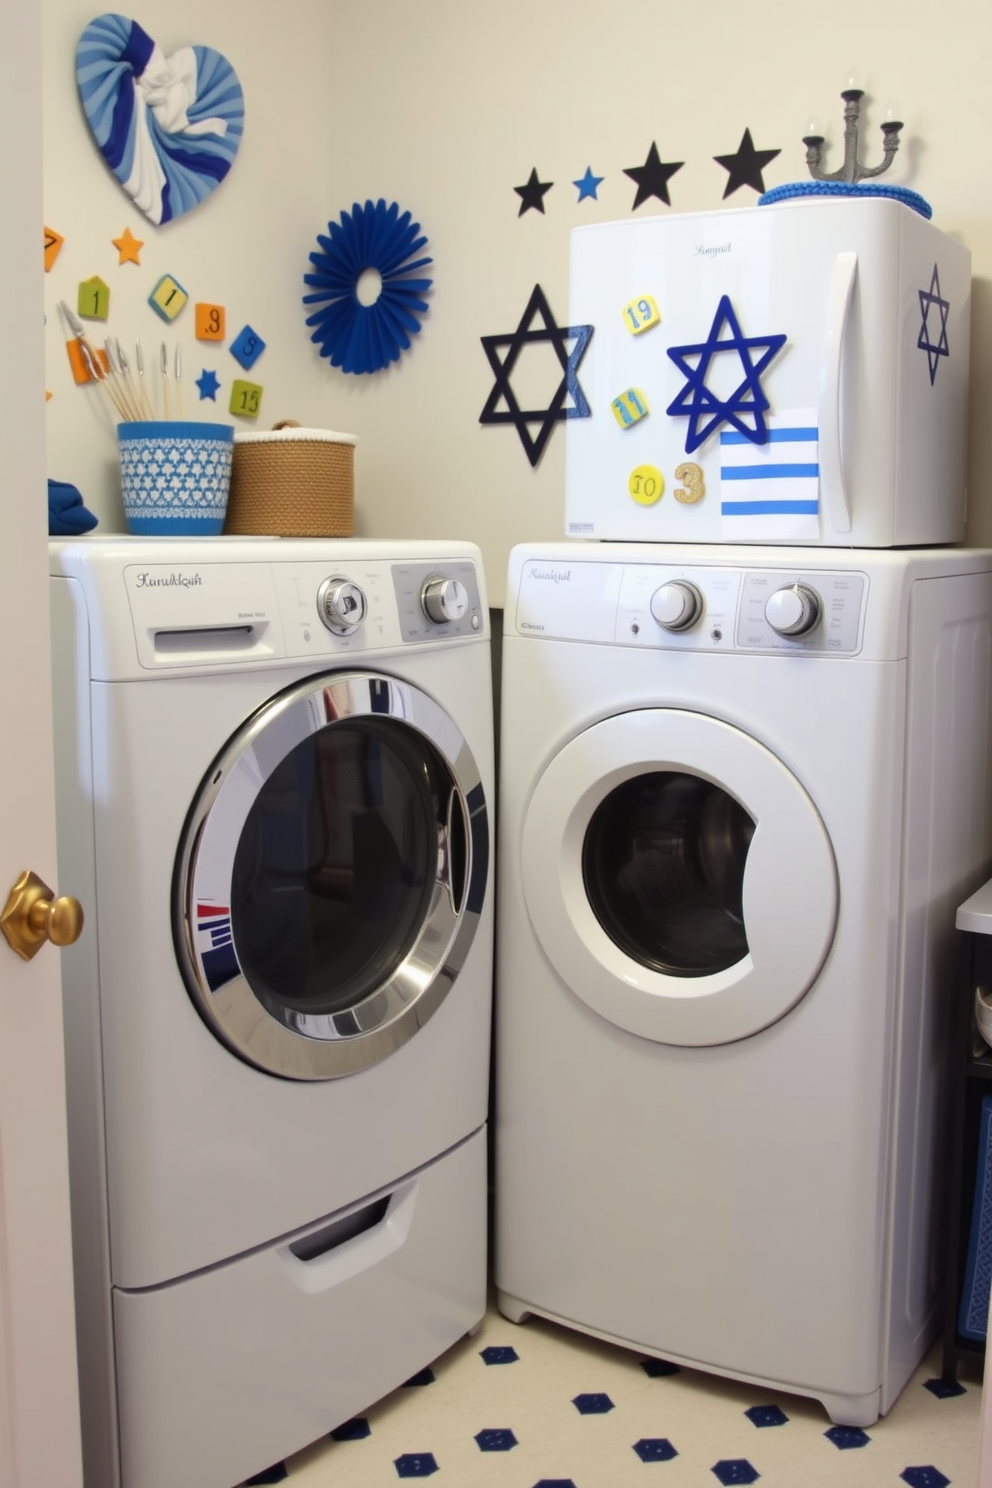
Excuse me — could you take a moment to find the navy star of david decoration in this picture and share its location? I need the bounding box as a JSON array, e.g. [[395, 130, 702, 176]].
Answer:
[[918, 263, 950, 385], [479, 284, 593, 467], [666, 295, 787, 452], [515, 168, 553, 216], [196, 368, 220, 402], [714, 128, 781, 198]]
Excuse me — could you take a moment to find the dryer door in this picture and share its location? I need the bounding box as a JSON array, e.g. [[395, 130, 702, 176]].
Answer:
[[522, 709, 837, 1045], [174, 672, 488, 1080]]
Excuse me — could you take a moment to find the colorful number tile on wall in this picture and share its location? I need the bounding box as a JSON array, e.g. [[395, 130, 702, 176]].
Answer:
[[623, 296, 660, 334], [230, 378, 263, 418], [611, 388, 649, 428], [149, 274, 189, 322], [230, 325, 266, 370], [628, 465, 664, 505], [77, 276, 110, 320], [44, 227, 65, 272], [196, 304, 226, 342]]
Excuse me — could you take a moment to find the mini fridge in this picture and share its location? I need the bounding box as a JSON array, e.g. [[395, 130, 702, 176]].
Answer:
[[564, 197, 970, 547]]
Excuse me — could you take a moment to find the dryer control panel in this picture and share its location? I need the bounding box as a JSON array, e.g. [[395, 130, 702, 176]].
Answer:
[[119, 556, 486, 672], [515, 558, 868, 656]]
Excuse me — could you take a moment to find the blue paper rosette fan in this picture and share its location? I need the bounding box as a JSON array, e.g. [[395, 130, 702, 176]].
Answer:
[[304, 200, 433, 375]]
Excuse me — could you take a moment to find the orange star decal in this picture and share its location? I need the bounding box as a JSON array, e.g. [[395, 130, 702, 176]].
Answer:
[[112, 227, 144, 265]]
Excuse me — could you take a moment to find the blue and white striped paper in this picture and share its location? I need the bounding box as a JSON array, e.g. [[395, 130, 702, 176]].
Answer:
[[720, 412, 820, 541]]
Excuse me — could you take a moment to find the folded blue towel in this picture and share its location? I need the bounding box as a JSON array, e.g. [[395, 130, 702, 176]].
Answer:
[[49, 479, 98, 536]]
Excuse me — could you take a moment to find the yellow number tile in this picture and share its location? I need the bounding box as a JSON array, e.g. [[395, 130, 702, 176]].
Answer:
[[611, 388, 650, 428], [149, 274, 189, 323], [622, 296, 660, 335], [628, 465, 664, 506]]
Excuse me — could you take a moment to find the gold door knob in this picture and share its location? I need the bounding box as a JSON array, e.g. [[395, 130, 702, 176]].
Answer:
[[1, 870, 84, 961]]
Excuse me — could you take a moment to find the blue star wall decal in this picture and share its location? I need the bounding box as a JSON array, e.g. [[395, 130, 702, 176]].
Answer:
[[479, 284, 593, 467], [574, 166, 604, 202], [666, 296, 787, 452], [196, 368, 221, 401], [918, 263, 950, 384]]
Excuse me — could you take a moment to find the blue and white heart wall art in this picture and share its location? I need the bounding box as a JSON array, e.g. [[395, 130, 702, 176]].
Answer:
[[75, 14, 244, 226]]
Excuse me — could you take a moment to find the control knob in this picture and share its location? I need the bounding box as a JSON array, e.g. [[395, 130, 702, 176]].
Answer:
[[764, 582, 821, 637], [650, 580, 703, 632], [317, 576, 367, 635], [422, 576, 469, 625]]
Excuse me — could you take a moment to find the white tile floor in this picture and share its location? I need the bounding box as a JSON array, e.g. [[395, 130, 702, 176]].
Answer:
[[239, 1302, 983, 1488]]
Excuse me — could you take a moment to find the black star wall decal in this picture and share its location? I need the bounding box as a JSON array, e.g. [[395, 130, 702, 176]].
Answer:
[[479, 285, 593, 468], [714, 128, 781, 197], [514, 168, 553, 215], [918, 264, 950, 385], [623, 143, 683, 210]]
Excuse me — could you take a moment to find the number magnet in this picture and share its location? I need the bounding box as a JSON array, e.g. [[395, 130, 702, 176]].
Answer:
[[44, 227, 64, 273], [674, 462, 705, 504], [149, 274, 189, 322], [623, 295, 661, 335], [230, 378, 263, 418], [628, 465, 664, 506], [611, 388, 650, 428], [195, 303, 226, 342], [77, 276, 110, 321], [230, 325, 265, 370]]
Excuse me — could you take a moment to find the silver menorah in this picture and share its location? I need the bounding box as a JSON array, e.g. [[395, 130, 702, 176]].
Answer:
[[802, 82, 903, 184]]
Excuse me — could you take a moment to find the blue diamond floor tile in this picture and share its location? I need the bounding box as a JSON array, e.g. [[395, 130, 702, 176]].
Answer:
[[712, 1460, 760, 1485], [572, 1391, 614, 1414], [245, 1466, 288, 1485], [825, 1425, 871, 1450], [634, 1437, 679, 1462], [330, 1416, 371, 1441], [480, 1345, 520, 1365], [394, 1451, 439, 1478], [924, 1376, 967, 1399], [641, 1357, 682, 1377], [745, 1404, 789, 1428], [475, 1428, 518, 1451], [901, 1469, 950, 1488], [403, 1367, 436, 1387]]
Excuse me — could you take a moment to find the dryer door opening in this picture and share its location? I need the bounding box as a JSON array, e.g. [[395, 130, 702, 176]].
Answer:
[[522, 709, 837, 1046], [174, 672, 489, 1080]]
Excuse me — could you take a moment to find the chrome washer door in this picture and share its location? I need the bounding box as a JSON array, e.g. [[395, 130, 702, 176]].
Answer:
[[522, 709, 837, 1046], [174, 672, 488, 1080]]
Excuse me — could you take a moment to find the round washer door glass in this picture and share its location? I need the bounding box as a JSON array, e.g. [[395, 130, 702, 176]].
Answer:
[[174, 672, 489, 1079], [522, 709, 837, 1046]]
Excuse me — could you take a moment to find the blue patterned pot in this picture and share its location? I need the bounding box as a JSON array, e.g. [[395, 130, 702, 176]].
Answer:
[[118, 421, 234, 535]]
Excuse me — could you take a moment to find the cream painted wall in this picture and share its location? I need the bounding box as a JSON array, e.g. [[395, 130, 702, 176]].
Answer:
[[43, 0, 992, 602]]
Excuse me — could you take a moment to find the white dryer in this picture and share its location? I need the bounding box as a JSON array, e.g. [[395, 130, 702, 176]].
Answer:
[[495, 542, 992, 1426], [50, 537, 494, 1488]]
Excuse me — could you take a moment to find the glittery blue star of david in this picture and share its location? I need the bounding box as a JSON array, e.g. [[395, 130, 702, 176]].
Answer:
[[918, 263, 950, 385], [666, 296, 787, 453]]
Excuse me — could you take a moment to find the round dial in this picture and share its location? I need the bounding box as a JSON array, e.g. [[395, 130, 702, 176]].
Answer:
[[764, 583, 821, 637], [650, 580, 703, 633], [316, 577, 367, 635], [422, 576, 469, 625]]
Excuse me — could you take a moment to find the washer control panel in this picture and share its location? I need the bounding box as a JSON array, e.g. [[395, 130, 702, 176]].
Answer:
[[391, 560, 484, 642], [515, 558, 867, 656]]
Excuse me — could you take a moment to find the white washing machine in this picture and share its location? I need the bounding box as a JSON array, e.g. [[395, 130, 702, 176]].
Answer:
[[495, 541, 992, 1426], [49, 537, 494, 1488]]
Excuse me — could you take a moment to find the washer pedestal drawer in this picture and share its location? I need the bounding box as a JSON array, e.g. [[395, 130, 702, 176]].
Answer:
[[111, 1126, 487, 1488]]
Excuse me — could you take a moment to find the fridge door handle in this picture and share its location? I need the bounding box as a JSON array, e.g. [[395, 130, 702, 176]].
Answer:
[[818, 251, 858, 534]]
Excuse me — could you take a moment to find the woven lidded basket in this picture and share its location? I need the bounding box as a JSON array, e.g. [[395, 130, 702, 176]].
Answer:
[[223, 420, 357, 537]]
